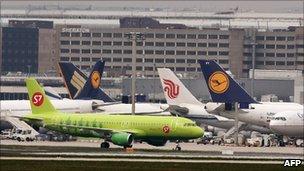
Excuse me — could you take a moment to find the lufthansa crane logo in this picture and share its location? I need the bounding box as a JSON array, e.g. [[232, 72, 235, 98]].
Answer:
[[32, 92, 44, 106], [163, 79, 179, 99], [208, 71, 229, 94], [91, 71, 101, 89]]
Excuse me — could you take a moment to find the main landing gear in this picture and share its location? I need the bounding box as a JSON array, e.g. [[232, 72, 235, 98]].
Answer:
[[123, 145, 133, 149], [100, 141, 110, 149], [173, 141, 181, 151]]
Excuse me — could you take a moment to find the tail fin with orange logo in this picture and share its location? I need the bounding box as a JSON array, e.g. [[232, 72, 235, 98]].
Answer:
[[198, 60, 257, 104], [58, 60, 115, 102], [25, 78, 58, 114], [157, 68, 202, 106]]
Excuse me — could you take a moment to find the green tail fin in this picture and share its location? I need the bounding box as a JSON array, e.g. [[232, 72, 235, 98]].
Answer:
[[26, 78, 57, 114]]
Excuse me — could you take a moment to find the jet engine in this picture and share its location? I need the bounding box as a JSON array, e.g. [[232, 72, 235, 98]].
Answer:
[[110, 132, 133, 146]]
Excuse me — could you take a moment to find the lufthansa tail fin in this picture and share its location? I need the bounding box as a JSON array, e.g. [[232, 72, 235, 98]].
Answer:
[[158, 68, 202, 106], [198, 60, 257, 104], [76, 61, 115, 102], [25, 78, 58, 114], [58, 60, 115, 102]]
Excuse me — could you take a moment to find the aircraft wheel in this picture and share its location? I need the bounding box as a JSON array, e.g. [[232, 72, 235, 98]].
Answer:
[[175, 147, 181, 151], [123, 145, 132, 149], [100, 142, 110, 149]]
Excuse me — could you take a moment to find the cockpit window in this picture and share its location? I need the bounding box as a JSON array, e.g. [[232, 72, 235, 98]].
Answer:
[[297, 113, 303, 118], [274, 117, 286, 121], [184, 123, 196, 127]]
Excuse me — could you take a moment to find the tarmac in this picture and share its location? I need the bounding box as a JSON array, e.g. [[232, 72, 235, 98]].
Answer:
[[1, 140, 304, 171], [1, 139, 303, 160]]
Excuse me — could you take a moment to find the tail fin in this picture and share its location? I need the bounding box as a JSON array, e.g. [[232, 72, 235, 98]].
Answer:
[[198, 60, 257, 104], [58, 60, 115, 102], [76, 61, 115, 102], [58, 61, 87, 99], [157, 68, 202, 106], [25, 78, 57, 114]]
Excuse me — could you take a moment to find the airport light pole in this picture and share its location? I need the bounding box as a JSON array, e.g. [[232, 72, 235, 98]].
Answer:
[[153, 63, 156, 103], [250, 42, 257, 97], [125, 32, 145, 115], [27, 65, 31, 76], [234, 102, 239, 146]]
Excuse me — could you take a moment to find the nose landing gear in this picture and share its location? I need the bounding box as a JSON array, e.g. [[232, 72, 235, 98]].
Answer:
[[173, 141, 181, 151]]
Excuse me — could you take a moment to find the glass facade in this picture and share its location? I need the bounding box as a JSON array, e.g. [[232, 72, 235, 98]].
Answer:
[[2, 27, 39, 73]]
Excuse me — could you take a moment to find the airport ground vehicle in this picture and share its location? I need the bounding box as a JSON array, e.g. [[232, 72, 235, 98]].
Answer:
[[196, 132, 214, 145], [11, 128, 36, 142], [0, 130, 12, 139]]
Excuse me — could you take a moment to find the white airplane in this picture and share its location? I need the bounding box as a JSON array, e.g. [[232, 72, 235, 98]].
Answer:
[[270, 110, 304, 138], [199, 60, 303, 134], [0, 99, 104, 118], [157, 68, 271, 134]]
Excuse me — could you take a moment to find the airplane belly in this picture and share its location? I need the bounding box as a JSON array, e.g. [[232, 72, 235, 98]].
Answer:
[[270, 124, 304, 138]]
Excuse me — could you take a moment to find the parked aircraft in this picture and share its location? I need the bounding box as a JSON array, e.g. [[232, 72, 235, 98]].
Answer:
[[198, 60, 303, 133], [270, 110, 304, 138], [58, 60, 167, 114], [157, 68, 272, 135]]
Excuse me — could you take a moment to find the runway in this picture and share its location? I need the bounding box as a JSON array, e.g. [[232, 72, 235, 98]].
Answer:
[[1, 140, 303, 171], [1, 139, 303, 159]]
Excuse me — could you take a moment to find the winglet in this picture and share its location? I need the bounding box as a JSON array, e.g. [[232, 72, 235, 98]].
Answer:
[[25, 78, 57, 114], [198, 60, 257, 104]]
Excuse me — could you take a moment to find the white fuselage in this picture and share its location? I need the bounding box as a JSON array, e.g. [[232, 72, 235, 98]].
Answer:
[[215, 102, 303, 129], [174, 103, 271, 133], [0, 99, 97, 117], [270, 110, 304, 138], [96, 103, 167, 115], [0, 100, 167, 118]]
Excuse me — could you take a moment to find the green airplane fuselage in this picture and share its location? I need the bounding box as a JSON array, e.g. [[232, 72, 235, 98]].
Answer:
[[24, 78, 203, 147], [26, 112, 203, 141]]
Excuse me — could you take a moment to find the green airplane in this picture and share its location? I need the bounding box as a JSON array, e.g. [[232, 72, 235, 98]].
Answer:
[[23, 78, 204, 149]]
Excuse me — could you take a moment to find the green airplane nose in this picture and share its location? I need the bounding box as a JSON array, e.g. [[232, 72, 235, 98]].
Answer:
[[192, 126, 204, 139]]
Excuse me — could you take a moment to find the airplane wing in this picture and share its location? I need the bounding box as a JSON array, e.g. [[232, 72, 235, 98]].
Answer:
[[168, 105, 230, 121], [205, 102, 249, 114], [46, 123, 141, 137]]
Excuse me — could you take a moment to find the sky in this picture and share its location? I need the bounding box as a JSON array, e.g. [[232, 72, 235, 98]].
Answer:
[[2, 1, 304, 13]]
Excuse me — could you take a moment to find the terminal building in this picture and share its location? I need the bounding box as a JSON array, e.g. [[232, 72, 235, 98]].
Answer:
[[0, 9, 303, 78], [0, 20, 58, 74], [0, 9, 303, 103], [55, 18, 303, 78]]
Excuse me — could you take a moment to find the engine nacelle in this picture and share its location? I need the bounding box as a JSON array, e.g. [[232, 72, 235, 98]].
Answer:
[[146, 139, 167, 146], [111, 132, 133, 146]]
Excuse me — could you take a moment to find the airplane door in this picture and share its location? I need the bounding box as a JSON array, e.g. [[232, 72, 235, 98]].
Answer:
[[170, 116, 178, 132]]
